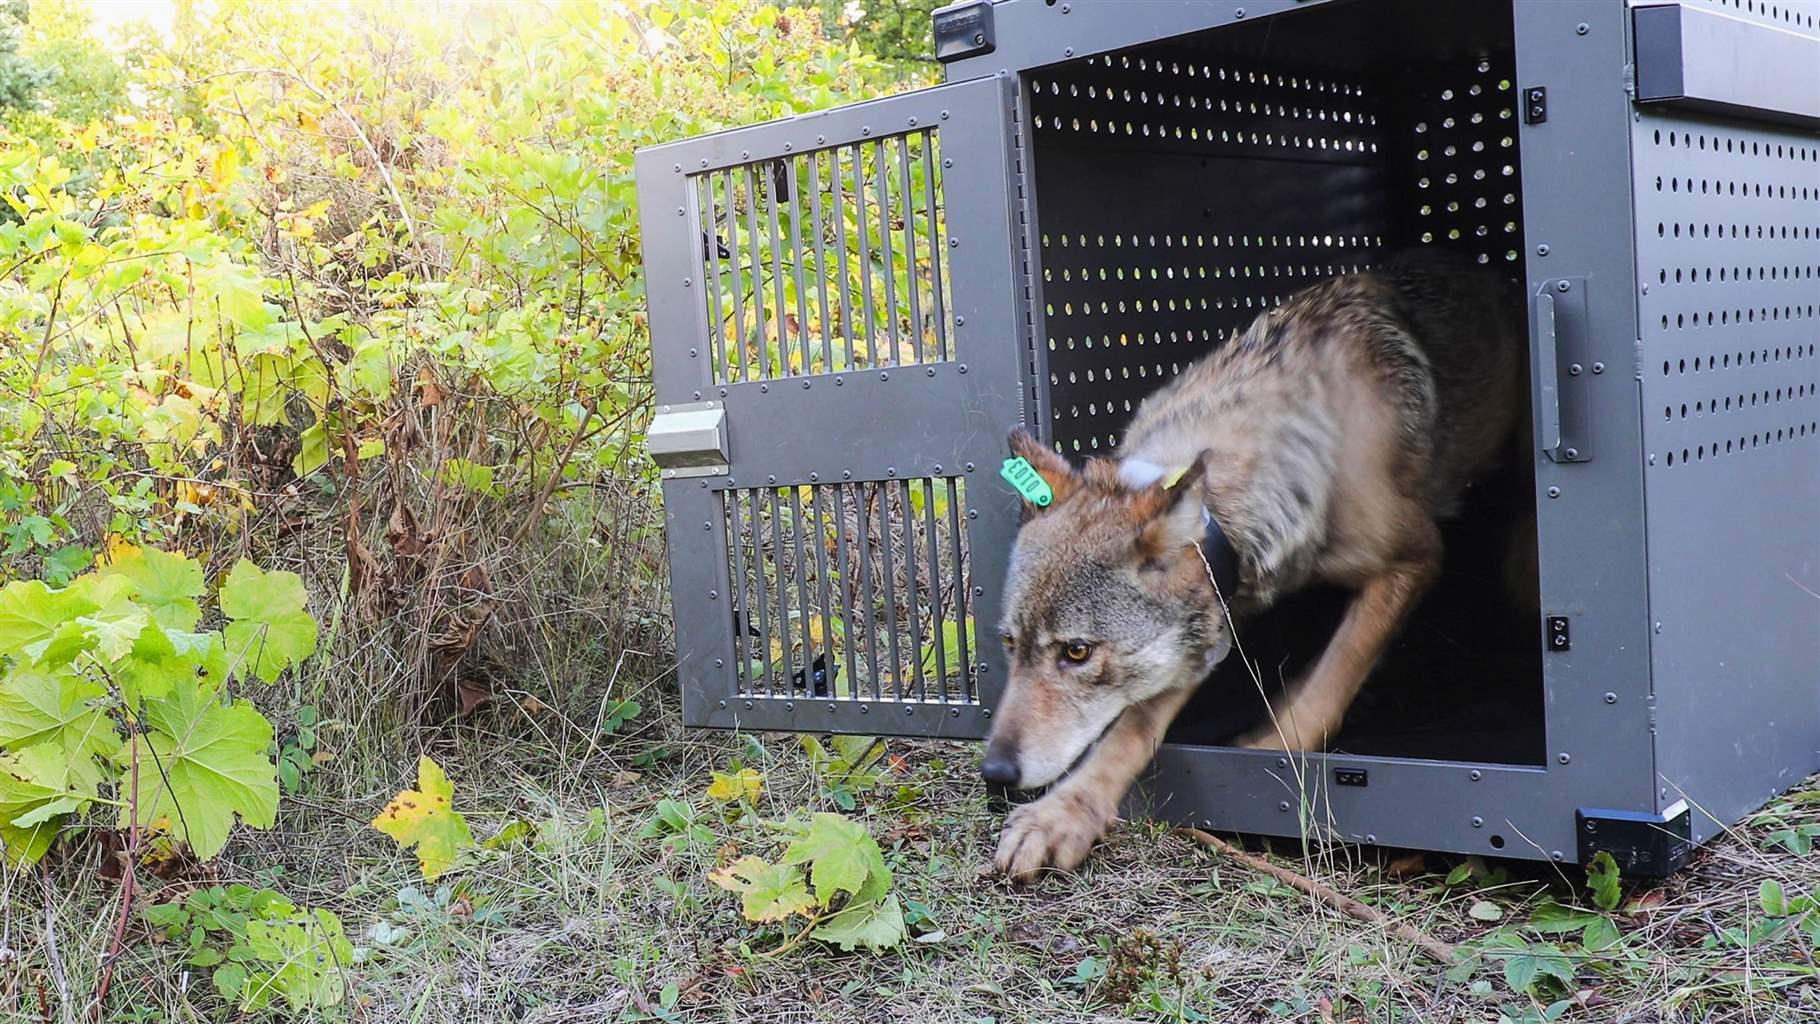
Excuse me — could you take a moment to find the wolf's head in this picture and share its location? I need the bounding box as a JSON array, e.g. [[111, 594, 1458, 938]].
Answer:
[[981, 428, 1237, 790]]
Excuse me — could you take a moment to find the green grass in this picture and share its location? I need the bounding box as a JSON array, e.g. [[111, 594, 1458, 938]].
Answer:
[[12, 681, 1820, 1024]]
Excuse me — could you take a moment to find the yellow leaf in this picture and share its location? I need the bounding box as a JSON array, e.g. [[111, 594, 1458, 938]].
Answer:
[[371, 756, 475, 879], [706, 768, 763, 803], [211, 145, 241, 190]]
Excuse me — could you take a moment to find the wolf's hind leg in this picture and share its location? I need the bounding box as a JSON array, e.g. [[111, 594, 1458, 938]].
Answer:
[[994, 684, 1197, 882], [1240, 536, 1440, 752]]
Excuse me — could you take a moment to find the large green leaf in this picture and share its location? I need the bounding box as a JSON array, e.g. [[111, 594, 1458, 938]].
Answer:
[[104, 545, 206, 630], [708, 856, 816, 922], [0, 580, 99, 658], [240, 908, 353, 1011], [122, 685, 278, 859], [117, 626, 230, 706], [0, 743, 97, 867], [811, 894, 905, 952], [781, 812, 890, 905], [0, 668, 120, 788], [219, 560, 318, 683]]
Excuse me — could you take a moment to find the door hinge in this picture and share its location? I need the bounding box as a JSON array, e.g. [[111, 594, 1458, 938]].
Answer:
[[1546, 615, 1571, 652], [1524, 86, 1548, 124]]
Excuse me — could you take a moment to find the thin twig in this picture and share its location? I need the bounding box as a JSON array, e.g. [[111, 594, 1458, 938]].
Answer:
[[1184, 828, 1458, 965], [89, 739, 142, 1021]]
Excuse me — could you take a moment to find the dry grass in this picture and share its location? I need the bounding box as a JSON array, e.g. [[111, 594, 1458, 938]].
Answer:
[[10, 675, 1820, 1024]]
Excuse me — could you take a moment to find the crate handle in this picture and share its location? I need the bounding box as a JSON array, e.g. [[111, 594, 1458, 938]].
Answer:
[[1533, 290, 1562, 454]]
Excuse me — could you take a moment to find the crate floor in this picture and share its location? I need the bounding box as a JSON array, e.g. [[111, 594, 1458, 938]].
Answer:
[[1167, 458, 1546, 766]]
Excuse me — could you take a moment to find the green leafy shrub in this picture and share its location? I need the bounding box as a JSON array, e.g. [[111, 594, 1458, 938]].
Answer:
[[0, 545, 314, 865]]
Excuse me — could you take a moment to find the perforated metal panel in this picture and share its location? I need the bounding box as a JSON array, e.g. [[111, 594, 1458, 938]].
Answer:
[[1030, 50, 1389, 455], [1679, 0, 1820, 32], [1633, 108, 1820, 833]]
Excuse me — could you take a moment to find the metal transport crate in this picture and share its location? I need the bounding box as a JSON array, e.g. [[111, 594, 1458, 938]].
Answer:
[[635, 0, 1820, 875]]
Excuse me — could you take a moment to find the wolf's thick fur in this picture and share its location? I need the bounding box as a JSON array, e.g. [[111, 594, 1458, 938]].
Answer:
[[986, 253, 1524, 881]]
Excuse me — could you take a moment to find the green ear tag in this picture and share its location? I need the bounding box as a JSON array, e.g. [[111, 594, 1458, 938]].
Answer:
[[1000, 457, 1053, 507]]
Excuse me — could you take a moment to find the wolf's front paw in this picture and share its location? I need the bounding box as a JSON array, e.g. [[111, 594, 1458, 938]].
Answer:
[[993, 792, 1111, 883]]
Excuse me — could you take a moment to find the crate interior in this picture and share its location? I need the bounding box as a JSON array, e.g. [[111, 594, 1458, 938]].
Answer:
[[1026, 0, 1545, 765]]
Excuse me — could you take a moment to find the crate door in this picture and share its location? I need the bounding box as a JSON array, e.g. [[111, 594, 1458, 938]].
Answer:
[[636, 77, 1026, 738]]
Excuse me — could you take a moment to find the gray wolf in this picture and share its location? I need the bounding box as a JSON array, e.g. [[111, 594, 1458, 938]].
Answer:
[[983, 253, 1525, 881]]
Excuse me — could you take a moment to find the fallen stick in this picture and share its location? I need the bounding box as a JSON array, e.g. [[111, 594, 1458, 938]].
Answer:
[[1184, 828, 1458, 966]]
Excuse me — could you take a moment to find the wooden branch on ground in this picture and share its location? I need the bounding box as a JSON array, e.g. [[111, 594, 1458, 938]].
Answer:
[[1184, 828, 1458, 966]]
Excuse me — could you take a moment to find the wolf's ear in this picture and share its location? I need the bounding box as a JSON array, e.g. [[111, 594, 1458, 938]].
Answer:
[[1136, 449, 1212, 555], [1007, 426, 1077, 516]]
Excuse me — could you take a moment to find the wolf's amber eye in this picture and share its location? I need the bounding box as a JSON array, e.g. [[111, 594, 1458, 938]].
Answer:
[[1061, 640, 1094, 664], [1001, 632, 1016, 652]]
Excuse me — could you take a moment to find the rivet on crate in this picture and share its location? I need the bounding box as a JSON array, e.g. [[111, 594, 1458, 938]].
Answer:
[[940, 110, 950, 120], [1469, 770, 1483, 781], [967, 509, 978, 520], [862, 126, 871, 136], [1547, 486, 1561, 498], [1276, 757, 1288, 768], [1605, 692, 1618, 704], [760, 383, 769, 393], [673, 164, 680, 172], [676, 207, 685, 216], [955, 315, 966, 327], [1234, 8, 1245, 18], [933, 464, 944, 474], [1472, 816, 1484, 827], [958, 364, 968, 374], [718, 700, 726, 708], [785, 702, 794, 712], [714, 659, 723, 668], [829, 704, 837, 713], [767, 475, 776, 484], [809, 472, 819, 482], [1366, 834, 1377, 844], [1536, 243, 1549, 256], [703, 521, 712, 531], [880, 371, 891, 381], [707, 589, 717, 599], [688, 349, 698, 359], [1576, 22, 1589, 35], [908, 116, 918, 127], [905, 706, 915, 715], [1064, 47, 1073, 56], [926, 367, 936, 377], [1278, 801, 1290, 812], [951, 708, 961, 717], [843, 470, 853, 479], [1557, 753, 1572, 765], [692, 390, 701, 399], [783, 141, 792, 151], [719, 388, 728, 397], [964, 462, 975, 472], [949, 236, 960, 248], [802, 380, 811, 389], [886, 468, 897, 477], [1592, 362, 1605, 374], [1556, 280, 1571, 293], [982, 708, 993, 718], [744, 700, 754, 710], [859, 705, 868, 714], [1551, 851, 1564, 862]]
